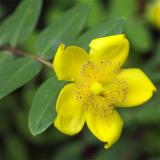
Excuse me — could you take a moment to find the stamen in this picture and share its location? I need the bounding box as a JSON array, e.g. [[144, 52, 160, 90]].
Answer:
[[80, 60, 121, 83], [74, 60, 128, 118], [74, 84, 115, 117], [104, 79, 128, 105], [81, 61, 97, 83]]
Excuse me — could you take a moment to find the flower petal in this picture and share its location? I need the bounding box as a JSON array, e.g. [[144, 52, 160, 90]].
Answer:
[[85, 110, 123, 149], [54, 83, 85, 135], [89, 34, 129, 67], [53, 44, 89, 81], [116, 69, 157, 107]]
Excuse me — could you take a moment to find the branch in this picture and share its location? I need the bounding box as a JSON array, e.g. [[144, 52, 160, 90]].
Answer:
[[0, 45, 53, 68]]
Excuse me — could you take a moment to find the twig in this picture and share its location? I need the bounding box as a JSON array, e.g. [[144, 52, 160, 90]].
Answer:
[[0, 45, 53, 68]]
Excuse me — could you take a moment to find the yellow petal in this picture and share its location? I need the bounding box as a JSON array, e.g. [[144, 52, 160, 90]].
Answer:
[[53, 44, 89, 81], [89, 34, 129, 67], [85, 110, 123, 149], [54, 83, 85, 135], [116, 69, 157, 107]]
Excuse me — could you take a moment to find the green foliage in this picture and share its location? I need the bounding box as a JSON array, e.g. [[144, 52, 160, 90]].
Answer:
[[76, 18, 125, 50], [5, 135, 29, 160], [52, 141, 83, 160], [0, 57, 41, 99], [109, 0, 137, 18], [120, 93, 160, 125], [28, 77, 65, 136], [0, 51, 14, 66], [0, 0, 160, 159], [77, 0, 104, 27], [126, 20, 152, 52], [0, 0, 42, 46], [94, 131, 150, 160], [36, 5, 90, 59], [0, 1, 126, 139]]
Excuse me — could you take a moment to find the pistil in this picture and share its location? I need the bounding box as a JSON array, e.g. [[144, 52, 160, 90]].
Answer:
[[90, 81, 104, 95]]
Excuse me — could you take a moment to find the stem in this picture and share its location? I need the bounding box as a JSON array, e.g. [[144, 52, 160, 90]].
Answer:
[[0, 45, 53, 68]]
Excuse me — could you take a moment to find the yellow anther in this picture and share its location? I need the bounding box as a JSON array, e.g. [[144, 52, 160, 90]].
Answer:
[[90, 81, 104, 95]]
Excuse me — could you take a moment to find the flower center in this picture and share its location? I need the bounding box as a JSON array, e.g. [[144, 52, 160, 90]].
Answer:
[[75, 60, 128, 117], [80, 60, 120, 84], [90, 81, 104, 95]]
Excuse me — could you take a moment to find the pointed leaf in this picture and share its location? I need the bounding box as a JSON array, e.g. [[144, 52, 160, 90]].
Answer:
[[76, 18, 126, 50], [0, 57, 41, 99], [28, 77, 65, 135], [36, 5, 90, 59], [126, 20, 152, 52]]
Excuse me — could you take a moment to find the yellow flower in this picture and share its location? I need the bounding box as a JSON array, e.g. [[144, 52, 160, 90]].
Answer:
[[147, 0, 160, 29], [53, 34, 156, 149]]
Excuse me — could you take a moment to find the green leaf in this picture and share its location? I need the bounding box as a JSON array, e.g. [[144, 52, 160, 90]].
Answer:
[[0, 0, 42, 46], [109, 0, 137, 18], [0, 57, 41, 99], [28, 77, 65, 135], [0, 51, 14, 67], [76, 18, 126, 51], [150, 41, 160, 66], [77, 0, 104, 28], [36, 5, 90, 59], [126, 20, 152, 52]]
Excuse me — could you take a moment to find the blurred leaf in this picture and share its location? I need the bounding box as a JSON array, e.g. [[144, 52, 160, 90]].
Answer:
[[53, 141, 82, 160], [0, 51, 14, 67], [126, 20, 152, 52], [140, 129, 160, 154], [150, 41, 160, 66], [154, 41, 160, 61], [0, 111, 9, 132], [109, 0, 137, 18], [120, 93, 160, 125], [76, 18, 126, 51], [28, 77, 65, 135], [45, 6, 63, 25], [0, 57, 41, 99], [16, 109, 35, 140], [0, 95, 16, 132], [5, 135, 29, 160], [142, 67, 160, 83], [15, 107, 48, 145], [0, 0, 42, 46], [36, 5, 90, 59], [23, 83, 38, 110], [78, 0, 104, 27], [95, 134, 138, 160], [22, 32, 38, 54], [83, 127, 98, 144]]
